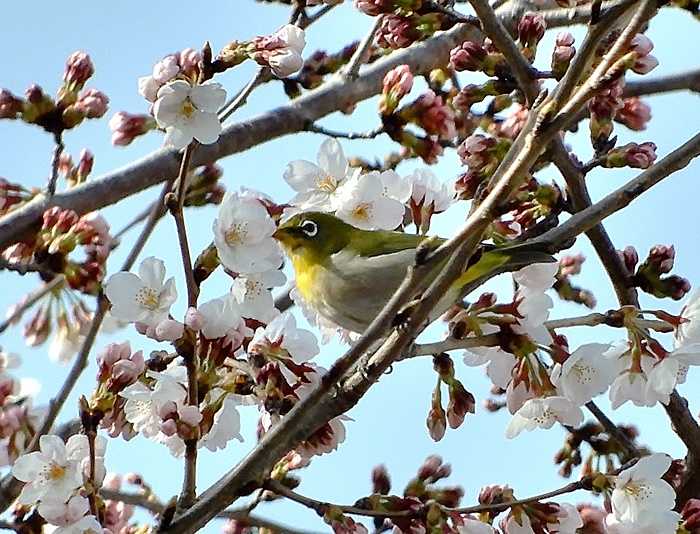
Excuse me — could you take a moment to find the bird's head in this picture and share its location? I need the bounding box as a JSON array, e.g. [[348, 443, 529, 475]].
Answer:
[[273, 211, 353, 262]]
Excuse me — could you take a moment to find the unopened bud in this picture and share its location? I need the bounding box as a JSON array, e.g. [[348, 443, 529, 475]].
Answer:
[[371, 465, 391, 494], [0, 89, 23, 119], [517, 12, 546, 48], [449, 41, 487, 72]]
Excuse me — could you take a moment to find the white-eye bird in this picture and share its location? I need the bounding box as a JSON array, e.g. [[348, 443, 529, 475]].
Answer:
[[273, 212, 555, 333]]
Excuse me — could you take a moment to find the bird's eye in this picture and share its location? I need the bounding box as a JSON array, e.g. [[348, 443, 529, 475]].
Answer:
[[300, 219, 318, 237]]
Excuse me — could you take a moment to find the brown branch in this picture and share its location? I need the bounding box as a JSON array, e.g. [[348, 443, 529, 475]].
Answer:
[[100, 489, 321, 534], [0, 0, 643, 252]]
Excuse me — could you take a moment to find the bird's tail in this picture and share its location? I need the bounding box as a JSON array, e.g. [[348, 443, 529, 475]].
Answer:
[[456, 241, 556, 293]]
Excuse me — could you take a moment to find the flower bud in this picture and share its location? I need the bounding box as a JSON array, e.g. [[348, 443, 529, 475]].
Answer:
[[618, 245, 638, 273], [179, 48, 202, 80], [0, 89, 23, 119], [426, 403, 446, 441], [682, 498, 700, 532], [379, 64, 413, 115], [23, 304, 52, 347], [354, 0, 403, 15], [108, 112, 156, 146], [376, 14, 419, 50], [411, 90, 456, 140], [552, 32, 575, 79], [160, 418, 178, 436], [629, 34, 658, 75], [450, 41, 487, 72], [615, 97, 651, 131], [371, 465, 391, 494], [75, 89, 109, 119], [152, 54, 180, 84], [604, 142, 657, 169], [22, 84, 54, 124], [185, 307, 204, 331], [76, 149, 94, 181], [517, 12, 546, 48], [446, 381, 475, 428], [178, 405, 203, 427], [154, 319, 184, 341], [63, 51, 94, 90]]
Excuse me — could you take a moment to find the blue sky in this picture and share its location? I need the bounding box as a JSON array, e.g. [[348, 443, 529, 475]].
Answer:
[[1, 1, 699, 532]]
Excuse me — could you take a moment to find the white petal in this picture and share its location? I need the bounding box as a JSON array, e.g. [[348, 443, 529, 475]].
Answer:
[[189, 111, 222, 145], [317, 138, 348, 180], [190, 82, 227, 112]]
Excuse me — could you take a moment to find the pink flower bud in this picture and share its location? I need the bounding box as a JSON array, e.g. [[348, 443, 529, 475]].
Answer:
[[615, 97, 651, 131], [185, 307, 204, 331], [376, 14, 417, 50], [75, 89, 109, 118], [353, 0, 397, 16], [682, 499, 700, 531], [160, 419, 178, 436], [63, 51, 94, 89], [0, 89, 23, 119], [576, 504, 606, 534], [413, 90, 456, 140], [250, 25, 306, 77], [77, 149, 94, 179], [559, 253, 586, 276], [138, 76, 160, 103], [449, 41, 487, 72], [517, 12, 546, 47], [152, 54, 181, 85], [417, 455, 443, 480], [625, 141, 657, 169], [371, 465, 391, 494], [380, 64, 413, 114], [179, 48, 202, 79], [633, 54, 659, 75], [154, 319, 184, 341], [178, 405, 203, 427], [426, 404, 446, 442], [108, 112, 156, 146], [648, 244, 676, 274], [499, 103, 528, 139], [630, 34, 654, 56]]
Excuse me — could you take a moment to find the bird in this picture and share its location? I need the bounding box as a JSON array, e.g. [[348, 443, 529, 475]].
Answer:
[[272, 211, 555, 334]]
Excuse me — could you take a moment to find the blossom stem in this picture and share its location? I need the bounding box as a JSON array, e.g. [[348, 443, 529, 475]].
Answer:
[[218, 67, 268, 123], [264, 477, 590, 518], [46, 133, 64, 197], [0, 275, 64, 334], [86, 430, 99, 517]]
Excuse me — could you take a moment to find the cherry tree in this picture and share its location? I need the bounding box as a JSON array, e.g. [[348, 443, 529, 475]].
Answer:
[[1, 0, 700, 533]]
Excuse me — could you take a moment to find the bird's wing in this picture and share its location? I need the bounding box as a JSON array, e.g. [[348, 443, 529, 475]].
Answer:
[[349, 229, 445, 258]]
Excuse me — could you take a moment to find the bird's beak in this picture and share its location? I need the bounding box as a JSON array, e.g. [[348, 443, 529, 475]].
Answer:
[[272, 227, 286, 242]]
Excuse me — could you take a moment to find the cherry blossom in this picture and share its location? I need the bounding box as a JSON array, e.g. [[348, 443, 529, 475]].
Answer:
[[153, 80, 226, 149], [283, 138, 352, 210], [458, 518, 496, 533], [463, 326, 517, 390], [249, 312, 319, 382], [407, 168, 454, 232], [505, 396, 583, 438], [605, 510, 681, 534], [12, 435, 85, 505], [677, 290, 700, 346], [550, 343, 616, 405], [611, 453, 676, 523], [231, 269, 286, 322], [548, 503, 583, 533], [213, 191, 282, 274], [334, 171, 406, 230], [104, 257, 177, 327], [645, 342, 700, 401], [606, 343, 661, 408], [199, 391, 244, 451], [503, 512, 534, 534], [197, 295, 246, 340], [39, 495, 105, 533]]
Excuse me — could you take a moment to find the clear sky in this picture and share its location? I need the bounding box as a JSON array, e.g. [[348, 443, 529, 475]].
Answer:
[[1, 1, 699, 532]]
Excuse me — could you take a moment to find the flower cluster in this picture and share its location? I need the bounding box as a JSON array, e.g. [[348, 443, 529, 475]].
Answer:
[[11, 434, 106, 532], [0, 51, 108, 135], [283, 138, 453, 232]]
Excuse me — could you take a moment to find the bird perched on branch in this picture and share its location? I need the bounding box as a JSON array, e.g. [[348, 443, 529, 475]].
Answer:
[[273, 211, 555, 333]]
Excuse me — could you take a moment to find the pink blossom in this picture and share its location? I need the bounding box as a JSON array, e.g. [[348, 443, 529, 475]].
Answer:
[[179, 48, 202, 79], [517, 12, 546, 47], [376, 14, 416, 50], [625, 141, 657, 168], [152, 54, 181, 84], [633, 54, 659, 75], [97, 341, 145, 392], [250, 25, 306, 77], [380, 64, 413, 114], [500, 103, 529, 139]]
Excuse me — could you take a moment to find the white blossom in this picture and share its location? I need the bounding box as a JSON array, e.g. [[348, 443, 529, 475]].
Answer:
[[611, 453, 676, 523], [197, 295, 245, 340], [408, 168, 454, 224], [213, 191, 282, 274], [335, 171, 406, 230], [606, 343, 662, 408], [377, 170, 412, 203], [48, 327, 85, 365], [677, 290, 700, 346], [120, 369, 187, 438], [53, 515, 104, 534], [231, 269, 286, 323], [550, 343, 615, 405], [199, 390, 244, 452], [283, 138, 352, 210], [153, 80, 226, 149], [249, 312, 319, 383], [252, 24, 306, 77], [548, 503, 583, 534], [505, 396, 583, 438], [38, 495, 91, 527], [104, 257, 177, 327], [645, 342, 700, 401], [12, 435, 85, 505], [513, 262, 559, 294], [605, 510, 681, 534], [457, 519, 496, 534]]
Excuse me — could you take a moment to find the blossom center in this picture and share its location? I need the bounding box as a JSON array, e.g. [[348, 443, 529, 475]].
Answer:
[[316, 175, 338, 193], [245, 278, 262, 297], [180, 98, 197, 119], [136, 287, 160, 310], [225, 223, 249, 246], [46, 462, 66, 480], [572, 363, 595, 384], [532, 408, 555, 425], [351, 202, 373, 222], [624, 481, 652, 501]]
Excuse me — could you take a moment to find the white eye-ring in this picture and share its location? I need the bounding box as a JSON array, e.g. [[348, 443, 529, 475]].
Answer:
[[300, 219, 318, 237]]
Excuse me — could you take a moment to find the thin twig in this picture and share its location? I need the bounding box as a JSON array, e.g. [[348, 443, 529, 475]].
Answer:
[[305, 123, 384, 140], [342, 17, 382, 79], [218, 68, 269, 123], [46, 134, 64, 197]]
